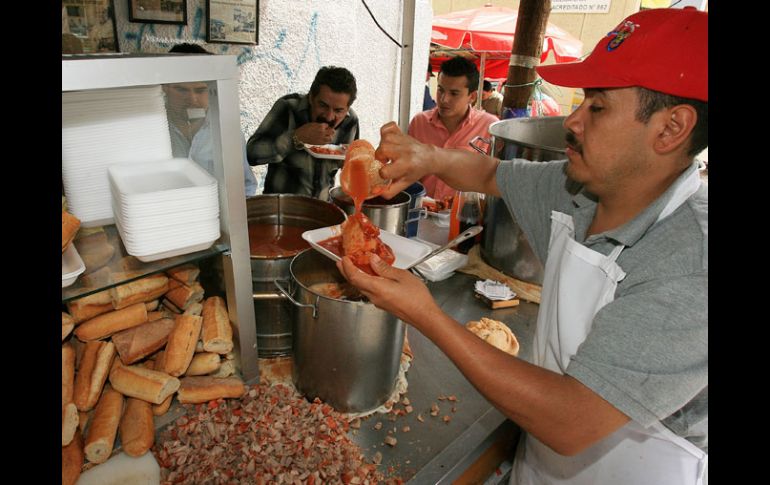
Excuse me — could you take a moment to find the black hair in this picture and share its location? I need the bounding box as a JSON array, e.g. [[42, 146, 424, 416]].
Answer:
[[439, 57, 480, 92], [483, 80, 493, 92], [169, 43, 212, 54], [309, 66, 358, 105], [636, 87, 708, 157]]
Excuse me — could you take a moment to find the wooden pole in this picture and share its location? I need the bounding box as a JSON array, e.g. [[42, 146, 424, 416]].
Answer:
[[501, 0, 551, 118]]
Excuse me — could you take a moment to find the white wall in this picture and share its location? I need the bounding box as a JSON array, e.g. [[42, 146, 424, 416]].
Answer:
[[113, 0, 433, 191]]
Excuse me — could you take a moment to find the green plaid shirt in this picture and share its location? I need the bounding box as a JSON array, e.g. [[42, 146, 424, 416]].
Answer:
[[246, 93, 359, 200]]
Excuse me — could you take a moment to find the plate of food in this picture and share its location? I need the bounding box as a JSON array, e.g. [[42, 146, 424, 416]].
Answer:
[[303, 143, 349, 160], [302, 221, 432, 271]]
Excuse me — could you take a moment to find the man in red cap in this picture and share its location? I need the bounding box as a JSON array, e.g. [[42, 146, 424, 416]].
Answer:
[[337, 8, 707, 484]]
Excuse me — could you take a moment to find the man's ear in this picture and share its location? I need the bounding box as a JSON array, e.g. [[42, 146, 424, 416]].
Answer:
[[469, 90, 479, 106], [654, 104, 697, 155]]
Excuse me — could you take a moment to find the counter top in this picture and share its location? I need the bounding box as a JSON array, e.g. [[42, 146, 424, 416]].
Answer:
[[350, 270, 539, 483]]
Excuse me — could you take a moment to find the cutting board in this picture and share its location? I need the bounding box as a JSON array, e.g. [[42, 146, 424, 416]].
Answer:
[[76, 451, 160, 485]]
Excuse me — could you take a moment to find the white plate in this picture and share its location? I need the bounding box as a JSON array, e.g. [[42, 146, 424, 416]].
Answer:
[[108, 158, 217, 199], [62, 244, 86, 287], [303, 143, 348, 160], [302, 224, 432, 269]]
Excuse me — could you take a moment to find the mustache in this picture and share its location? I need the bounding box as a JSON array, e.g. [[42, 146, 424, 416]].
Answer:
[[565, 132, 582, 154], [316, 116, 336, 128]]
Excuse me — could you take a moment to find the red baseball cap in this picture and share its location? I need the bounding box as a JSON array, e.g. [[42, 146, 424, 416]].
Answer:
[[536, 8, 707, 102]]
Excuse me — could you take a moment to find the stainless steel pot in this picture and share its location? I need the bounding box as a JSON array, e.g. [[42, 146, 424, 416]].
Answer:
[[329, 186, 423, 236], [472, 116, 568, 285], [275, 249, 405, 413], [247, 195, 346, 357]]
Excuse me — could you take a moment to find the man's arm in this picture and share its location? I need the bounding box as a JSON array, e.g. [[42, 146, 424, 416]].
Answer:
[[376, 122, 502, 199], [336, 255, 630, 456], [246, 98, 295, 166]]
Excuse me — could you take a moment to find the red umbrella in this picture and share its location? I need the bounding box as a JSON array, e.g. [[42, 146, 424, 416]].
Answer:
[[430, 4, 583, 79]]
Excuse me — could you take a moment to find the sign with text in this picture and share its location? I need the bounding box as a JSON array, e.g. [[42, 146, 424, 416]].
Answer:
[[551, 0, 611, 13]]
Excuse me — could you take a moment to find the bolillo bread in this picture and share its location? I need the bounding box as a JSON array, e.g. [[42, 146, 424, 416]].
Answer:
[[110, 273, 169, 310], [62, 429, 85, 485], [201, 296, 233, 354], [62, 312, 75, 341], [164, 282, 205, 311], [177, 376, 246, 403], [62, 343, 79, 446], [109, 361, 180, 405], [73, 340, 116, 412], [74, 302, 148, 341], [466, 317, 520, 356], [147, 355, 174, 416], [62, 210, 80, 253], [84, 385, 124, 464], [119, 397, 155, 457], [166, 264, 200, 286], [67, 289, 114, 324], [111, 318, 175, 365], [76, 231, 115, 273], [184, 352, 221, 376], [163, 314, 203, 377]]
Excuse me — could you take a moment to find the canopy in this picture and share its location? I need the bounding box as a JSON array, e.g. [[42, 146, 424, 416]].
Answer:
[[430, 5, 583, 79]]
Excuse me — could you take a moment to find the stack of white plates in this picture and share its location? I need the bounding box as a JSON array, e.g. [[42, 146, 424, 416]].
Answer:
[[62, 85, 172, 227], [62, 244, 85, 288], [108, 158, 220, 262]]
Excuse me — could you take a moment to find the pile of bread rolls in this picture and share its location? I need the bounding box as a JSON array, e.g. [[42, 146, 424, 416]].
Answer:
[[62, 263, 246, 485]]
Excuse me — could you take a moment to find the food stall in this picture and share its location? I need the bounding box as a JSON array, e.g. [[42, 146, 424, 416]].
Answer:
[[62, 53, 539, 484]]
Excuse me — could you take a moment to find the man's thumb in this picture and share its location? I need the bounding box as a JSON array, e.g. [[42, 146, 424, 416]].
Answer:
[[369, 253, 394, 277]]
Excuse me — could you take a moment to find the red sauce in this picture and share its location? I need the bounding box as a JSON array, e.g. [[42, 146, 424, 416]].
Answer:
[[317, 235, 343, 257], [347, 158, 370, 213], [248, 224, 310, 257]]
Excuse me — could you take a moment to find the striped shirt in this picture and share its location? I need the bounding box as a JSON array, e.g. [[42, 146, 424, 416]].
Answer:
[[246, 93, 359, 200]]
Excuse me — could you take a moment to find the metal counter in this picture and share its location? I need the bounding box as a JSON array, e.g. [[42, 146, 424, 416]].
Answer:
[[349, 270, 540, 483]]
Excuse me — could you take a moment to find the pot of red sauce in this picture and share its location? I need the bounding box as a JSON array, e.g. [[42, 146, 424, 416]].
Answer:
[[330, 186, 422, 236], [247, 194, 347, 357]]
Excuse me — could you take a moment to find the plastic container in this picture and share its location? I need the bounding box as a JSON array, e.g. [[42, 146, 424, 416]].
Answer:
[[404, 182, 426, 238]]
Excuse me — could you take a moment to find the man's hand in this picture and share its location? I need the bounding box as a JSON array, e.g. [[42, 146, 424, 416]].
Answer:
[[295, 122, 336, 146], [336, 253, 442, 328], [374, 122, 438, 199]]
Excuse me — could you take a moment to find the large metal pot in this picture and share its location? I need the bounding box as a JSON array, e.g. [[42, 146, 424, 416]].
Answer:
[[247, 195, 346, 357], [276, 249, 405, 413], [477, 116, 568, 285], [329, 186, 423, 236]]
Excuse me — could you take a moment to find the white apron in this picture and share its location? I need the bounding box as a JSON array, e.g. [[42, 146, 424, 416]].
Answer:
[[511, 169, 706, 485]]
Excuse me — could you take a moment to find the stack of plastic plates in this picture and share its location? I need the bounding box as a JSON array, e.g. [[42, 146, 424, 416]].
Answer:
[[62, 244, 85, 288], [62, 85, 173, 227], [108, 158, 220, 262]]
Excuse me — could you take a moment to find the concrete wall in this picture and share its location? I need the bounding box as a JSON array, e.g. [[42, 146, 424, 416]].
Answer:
[[112, 0, 433, 192], [430, 0, 642, 113]]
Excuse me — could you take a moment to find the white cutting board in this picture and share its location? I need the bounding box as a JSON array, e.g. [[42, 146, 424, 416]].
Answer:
[[76, 451, 160, 485]]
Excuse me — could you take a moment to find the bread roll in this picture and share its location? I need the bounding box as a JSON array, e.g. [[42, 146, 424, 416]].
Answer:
[[145, 299, 160, 312], [63, 343, 78, 446], [184, 352, 221, 376], [466, 317, 520, 356], [62, 343, 76, 407], [177, 376, 246, 403], [183, 301, 203, 316], [209, 359, 236, 378], [62, 429, 84, 485], [145, 355, 174, 416], [167, 278, 183, 291], [164, 282, 205, 311], [166, 264, 200, 286], [62, 403, 79, 447], [201, 296, 233, 354], [109, 362, 180, 405], [111, 318, 175, 365], [67, 289, 114, 323], [161, 298, 183, 314], [62, 312, 75, 341], [110, 274, 169, 310], [62, 210, 80, 253], [163, 314, 203, 377], [73, 340, 116, 412], [74, 302, 148, 341], [119, 397, 154, 457], [84, 386, 124, 464]]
